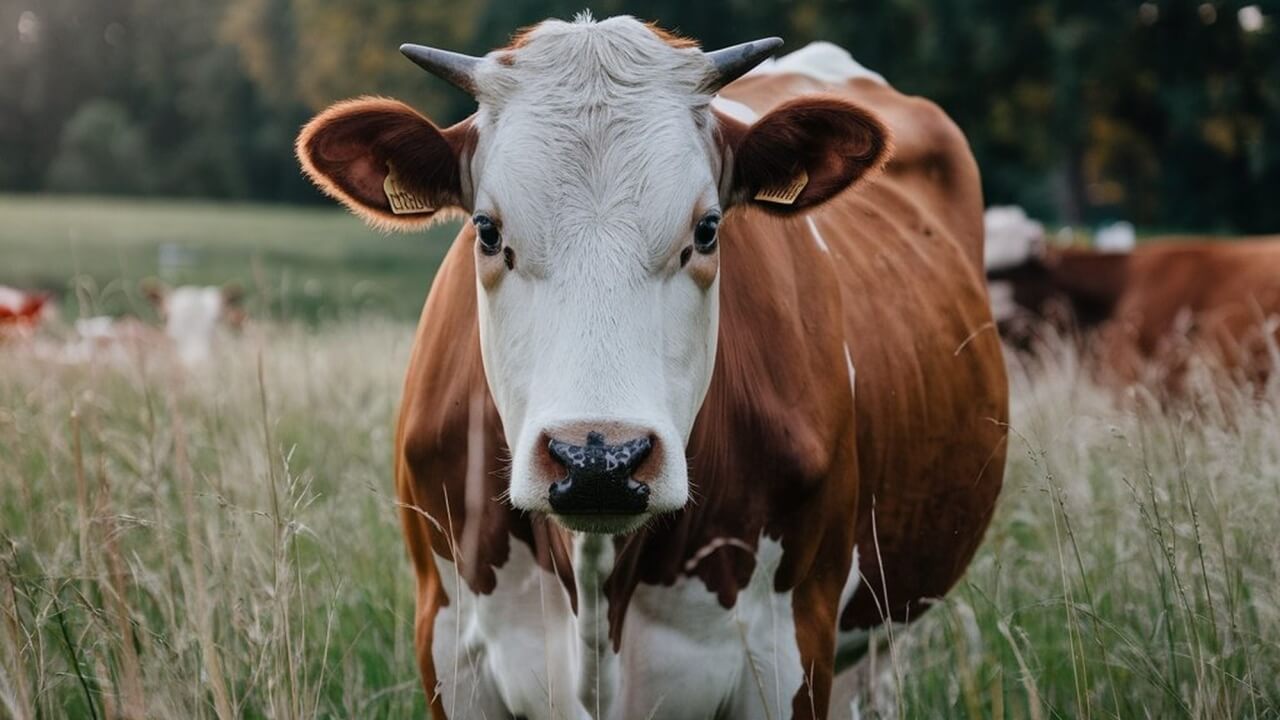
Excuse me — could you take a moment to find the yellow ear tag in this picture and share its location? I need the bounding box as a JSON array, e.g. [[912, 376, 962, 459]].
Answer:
[[754, 169, 809, 205], [383, 164, 433, 215]]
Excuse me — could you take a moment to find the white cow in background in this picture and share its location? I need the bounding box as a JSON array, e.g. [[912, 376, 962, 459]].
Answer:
[[142, 282, 245, 365], [1094, 221, 1137, 252], [983, 205, 1045, 272]]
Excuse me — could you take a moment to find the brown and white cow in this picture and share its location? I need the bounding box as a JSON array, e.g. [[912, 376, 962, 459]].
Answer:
[[0, 286, 51, 339], [988, 235, 1280, 388], [297, 15, 1007, 718]]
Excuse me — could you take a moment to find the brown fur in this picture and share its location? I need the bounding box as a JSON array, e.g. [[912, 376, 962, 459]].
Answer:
[[644, 21, 700, 49], [994, 237, 1280, 389], [725, 95, 893, 214], [301, 55, 1006, 720], [1115, 240, 1279, 388], [500, 23, 540, 52], [295, 97, 474, 231]]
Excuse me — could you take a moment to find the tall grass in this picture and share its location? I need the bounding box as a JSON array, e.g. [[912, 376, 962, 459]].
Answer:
[[851, 339, 1280, 719], [1, 323, 1278, 718], [0, 321, 424, 718]]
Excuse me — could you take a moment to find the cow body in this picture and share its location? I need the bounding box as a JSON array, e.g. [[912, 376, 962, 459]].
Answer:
[[393, 44, 1006, 719], [990, 237, 1280, 387], [0, 286, 50, 338]]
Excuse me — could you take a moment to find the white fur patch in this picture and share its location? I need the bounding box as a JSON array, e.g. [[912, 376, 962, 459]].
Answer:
[[431, 533, 807, 718], [751, 41, 887, 86], [710, 95, 760, 123], [616, 536, 803, 719], [430, 544, 585, 718], [838, 546, 862, 616]]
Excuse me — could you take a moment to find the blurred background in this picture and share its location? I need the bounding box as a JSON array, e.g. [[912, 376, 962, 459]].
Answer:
[[1, 0, 1278, 319]]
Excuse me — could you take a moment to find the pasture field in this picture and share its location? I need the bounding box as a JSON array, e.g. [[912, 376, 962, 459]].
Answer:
[[0, 198, 1278, 718], [0, 194, 460, 322]]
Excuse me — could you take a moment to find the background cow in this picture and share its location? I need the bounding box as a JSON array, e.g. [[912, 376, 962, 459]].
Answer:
[[988, 233, 1280, 389], [297, 15, 1006, 719], [142, 281, 246, 365], [0, 286, 51, 340]]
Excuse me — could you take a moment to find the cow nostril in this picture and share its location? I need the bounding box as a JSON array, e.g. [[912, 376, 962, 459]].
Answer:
[[547, 433, 651, 474], [545, 430, 654, 515]]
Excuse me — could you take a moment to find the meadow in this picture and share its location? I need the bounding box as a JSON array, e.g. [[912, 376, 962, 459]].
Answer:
[[0, 194, 459, 322], [1, 196, 1278, 718]]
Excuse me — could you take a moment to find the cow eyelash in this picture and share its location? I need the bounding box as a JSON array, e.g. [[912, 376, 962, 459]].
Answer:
[[473, 214, 502, 255]]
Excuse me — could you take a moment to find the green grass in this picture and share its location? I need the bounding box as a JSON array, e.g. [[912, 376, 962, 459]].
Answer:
[[3, 327, 1276, 718], [0, 194, 460, 322], [1, 322, 424, 718], [1, 197, 1277, 718], [848, 344, 1280, 719]]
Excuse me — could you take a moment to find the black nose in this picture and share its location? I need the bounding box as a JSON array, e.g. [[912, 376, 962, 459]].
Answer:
[[547, 431, 651, 515]]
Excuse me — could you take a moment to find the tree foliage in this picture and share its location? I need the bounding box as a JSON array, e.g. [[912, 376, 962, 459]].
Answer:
[[2, 0, 1277, 230]]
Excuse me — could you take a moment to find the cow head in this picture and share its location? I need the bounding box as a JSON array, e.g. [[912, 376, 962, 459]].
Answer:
[[142, 281, 246, 364], [297, 15, 889, 533]]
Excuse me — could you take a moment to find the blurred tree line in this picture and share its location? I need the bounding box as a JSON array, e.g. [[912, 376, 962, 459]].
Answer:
[[2, 0, 1277, 231]]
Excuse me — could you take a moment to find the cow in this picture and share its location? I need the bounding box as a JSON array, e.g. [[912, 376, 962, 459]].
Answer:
[[141, 281, 246, 365], [296, 15, 1007, 719], [0, 286, 51, 339], [988, 235, 1280, 388]]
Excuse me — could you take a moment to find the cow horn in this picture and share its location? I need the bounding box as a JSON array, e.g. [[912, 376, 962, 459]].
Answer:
[[400, 43, 481, 95], [703, 37, 784, 92]]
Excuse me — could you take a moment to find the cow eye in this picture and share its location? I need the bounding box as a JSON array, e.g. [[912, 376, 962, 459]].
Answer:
[[473, 214, 502, 255], [694, 213, 721, 254]]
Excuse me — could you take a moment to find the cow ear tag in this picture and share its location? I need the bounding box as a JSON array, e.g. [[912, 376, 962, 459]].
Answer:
[[384, 164, 434, 215], [755, 169, 808, 205]]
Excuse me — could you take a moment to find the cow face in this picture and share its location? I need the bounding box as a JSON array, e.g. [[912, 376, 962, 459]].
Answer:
[[143, 281, 245, 364], [297, 15, 889, 533]]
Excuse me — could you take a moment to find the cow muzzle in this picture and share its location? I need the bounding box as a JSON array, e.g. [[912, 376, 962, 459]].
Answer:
[[546, 431, 653, 516]]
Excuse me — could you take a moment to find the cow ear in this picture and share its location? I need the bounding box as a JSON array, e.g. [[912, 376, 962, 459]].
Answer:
[[296, 97, 475, 231], [717, 95, 891, 215]]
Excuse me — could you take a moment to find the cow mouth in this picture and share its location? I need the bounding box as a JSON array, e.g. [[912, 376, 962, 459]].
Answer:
[[550, 511, 651, 535], [547, 474, 650, 515]]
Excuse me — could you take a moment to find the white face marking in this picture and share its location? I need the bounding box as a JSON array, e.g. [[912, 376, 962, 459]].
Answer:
[[807, 216, 831, 253], [468, 17, 725, 531], [750, 41, 887, 86], [162, 286, 225, 365]]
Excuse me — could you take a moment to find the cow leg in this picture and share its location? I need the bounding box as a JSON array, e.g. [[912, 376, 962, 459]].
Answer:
[[426, 544, 590, 720], [415, 553, 513, 719], [826, 628, 908, 720]]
